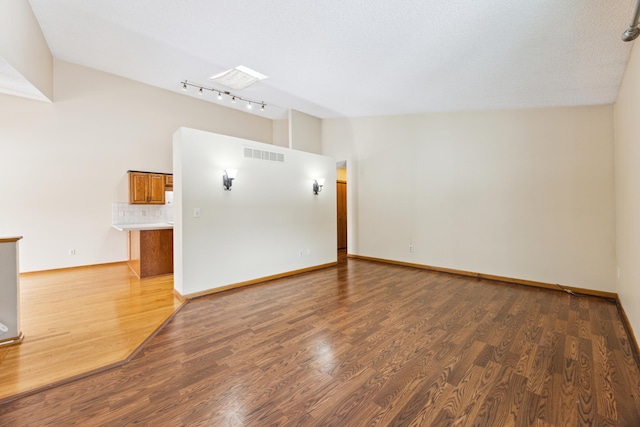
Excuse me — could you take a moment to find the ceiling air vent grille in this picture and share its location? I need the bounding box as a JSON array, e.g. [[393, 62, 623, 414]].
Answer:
[[243, 147, 285, 163]]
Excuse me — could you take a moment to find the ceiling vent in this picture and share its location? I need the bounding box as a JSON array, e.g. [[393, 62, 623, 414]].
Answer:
[[210, 65, 268, 90]]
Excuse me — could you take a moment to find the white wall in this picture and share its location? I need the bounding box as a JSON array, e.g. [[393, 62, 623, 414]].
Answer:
[[614, 40, 640, 339], [173, 128, 336, 296], [0, 60, 272, 272], [290, 109, 322, 154], [323, 106, 616, 291], [0, 0, 53, 101]]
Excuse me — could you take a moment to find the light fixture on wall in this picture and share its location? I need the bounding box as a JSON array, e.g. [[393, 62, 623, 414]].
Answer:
[[313, 178, 325, 195], [223, 169, 238, 191], [180, 81, 267, 113]]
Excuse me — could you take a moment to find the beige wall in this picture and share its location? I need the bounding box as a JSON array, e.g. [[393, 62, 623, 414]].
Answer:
[[614, 40, 640, 340], [323, 106, 616, 291], [0, 0, 53, 100], [290, 109, 322, 154], [272, 118, 289, 148], [0, 60, 272, 272]]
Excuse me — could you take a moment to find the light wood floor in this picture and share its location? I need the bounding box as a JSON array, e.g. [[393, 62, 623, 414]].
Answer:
[[1, 257, 640, 425], [0, 262, 183, 403]]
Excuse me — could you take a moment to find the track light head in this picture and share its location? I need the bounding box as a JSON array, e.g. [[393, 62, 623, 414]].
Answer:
[[182, 82, 187, 91]]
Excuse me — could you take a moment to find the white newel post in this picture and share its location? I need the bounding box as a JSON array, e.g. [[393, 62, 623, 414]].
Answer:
[[0, 236, 24, 347]]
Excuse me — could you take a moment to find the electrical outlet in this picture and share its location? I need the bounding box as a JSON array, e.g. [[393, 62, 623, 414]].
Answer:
[[307, 248, 311, 256], [617, 267, 621, 279], [193, 208, 200, 218], [69, 249, 76, 255], [299, 250, 304, 257], [409, 244, 414, 253]]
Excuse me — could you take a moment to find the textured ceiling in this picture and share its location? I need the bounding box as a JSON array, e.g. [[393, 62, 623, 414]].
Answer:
[[28, 0, 637, 119]]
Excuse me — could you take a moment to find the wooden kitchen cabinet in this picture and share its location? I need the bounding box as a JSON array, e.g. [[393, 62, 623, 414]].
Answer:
[[165, 174, 173, 190], [129, 172, 166, 204]]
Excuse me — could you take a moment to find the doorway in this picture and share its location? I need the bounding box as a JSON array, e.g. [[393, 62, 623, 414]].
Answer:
[[336, 162, 347, 251], [337, 180, 347, 250]]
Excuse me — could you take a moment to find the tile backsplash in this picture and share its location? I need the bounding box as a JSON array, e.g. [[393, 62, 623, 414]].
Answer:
[[112, 202, 174, 225]]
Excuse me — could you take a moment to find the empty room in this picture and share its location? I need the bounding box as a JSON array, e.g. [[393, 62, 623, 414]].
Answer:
[[2, 0, 640, 425]]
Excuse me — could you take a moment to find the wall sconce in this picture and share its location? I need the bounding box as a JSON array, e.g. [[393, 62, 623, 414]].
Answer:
[[223, 169, 238, 191], [313, 178, 325, 195]]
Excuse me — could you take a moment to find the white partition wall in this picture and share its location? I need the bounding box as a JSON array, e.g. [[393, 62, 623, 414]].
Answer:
[[173, 128, 336, 296], [0, 237, 24, 347]]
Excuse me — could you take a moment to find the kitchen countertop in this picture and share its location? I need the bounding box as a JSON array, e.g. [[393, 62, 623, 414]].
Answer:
[[112, 223, 174, 231]]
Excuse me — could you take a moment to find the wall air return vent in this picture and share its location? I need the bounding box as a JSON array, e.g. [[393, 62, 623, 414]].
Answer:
[[243, 147, 285, 163]]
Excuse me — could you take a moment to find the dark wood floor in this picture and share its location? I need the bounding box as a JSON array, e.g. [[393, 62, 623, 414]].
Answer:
[[1, 256, 639, 426]]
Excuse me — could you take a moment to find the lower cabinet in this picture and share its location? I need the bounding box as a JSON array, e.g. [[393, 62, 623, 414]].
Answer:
[[128, 229, 173, 278]]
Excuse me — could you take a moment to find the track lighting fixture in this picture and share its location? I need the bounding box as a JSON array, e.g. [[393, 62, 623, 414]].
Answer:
[[180, 80, 268, 113], [622, 0, 640, 41]]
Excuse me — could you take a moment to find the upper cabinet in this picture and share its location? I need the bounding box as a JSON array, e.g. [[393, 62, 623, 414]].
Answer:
[[165, 175, 173, 190], [129, 172, 168, 204]]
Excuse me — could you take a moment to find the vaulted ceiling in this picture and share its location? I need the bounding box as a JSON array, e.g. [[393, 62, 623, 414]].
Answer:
[[27, 0, 637, 119]]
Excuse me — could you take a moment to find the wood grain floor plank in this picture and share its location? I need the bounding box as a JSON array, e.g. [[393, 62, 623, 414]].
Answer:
[[470, 363, 517, 426], [576, 336, 597, 425]]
